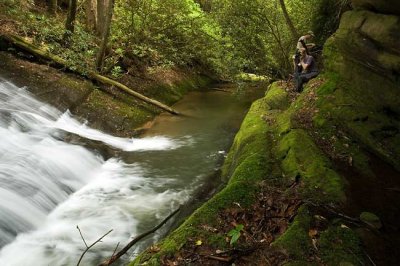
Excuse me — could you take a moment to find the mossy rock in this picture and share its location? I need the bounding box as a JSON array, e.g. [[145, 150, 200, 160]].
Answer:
[[273, 206, 313, 260], [264, 82, 289, 110], [319, 16, 400, 171], [319, 225, 363, 265], [360, 212, 382, 229], [277, 129, 345, 203]]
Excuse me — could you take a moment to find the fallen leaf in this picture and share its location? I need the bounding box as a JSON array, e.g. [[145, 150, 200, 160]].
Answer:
[[340, 224, 349, 229], [195, 240, 202, 246]]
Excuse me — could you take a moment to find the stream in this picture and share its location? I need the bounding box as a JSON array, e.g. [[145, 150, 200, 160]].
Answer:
[[0, 78, 263, 265]]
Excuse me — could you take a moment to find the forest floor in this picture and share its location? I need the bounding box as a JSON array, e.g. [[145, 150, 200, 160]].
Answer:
[[161, 183, 302, 265]]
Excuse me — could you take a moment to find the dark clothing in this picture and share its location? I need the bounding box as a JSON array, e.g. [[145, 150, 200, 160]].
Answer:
[[303, 55, 318, 73], [295, 72, 318, 92], [295, 55, 318, 92]]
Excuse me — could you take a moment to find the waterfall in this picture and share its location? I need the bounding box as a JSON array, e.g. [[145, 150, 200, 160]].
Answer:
[[0, 80, 191, 265]]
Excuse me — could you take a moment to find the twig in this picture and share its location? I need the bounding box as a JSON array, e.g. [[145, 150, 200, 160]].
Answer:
[[106, 242, 120, 266], [303, 201, 361, 224], [209, 88, 231, 93], [384, 187, 400, 193], [206, 255, 232, 262], [347, 248, 365, 266], [77, 226, 88, 248], [363, 249, 377, 266], [98, 208, 180, 266], [77, 228, 113, 266]]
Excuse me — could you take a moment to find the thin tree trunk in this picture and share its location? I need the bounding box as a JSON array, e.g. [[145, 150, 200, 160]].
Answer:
[[48, 0, 58, 15], [96, 0, 107, 36], [85, 0, 97, 32], [278, 0, 298, 41], [64, 0, 78, 41], [95, 0, 114, 72]]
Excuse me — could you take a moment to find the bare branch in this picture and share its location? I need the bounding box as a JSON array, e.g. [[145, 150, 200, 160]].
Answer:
[[77, 225, 88, 248], [98, 207, 180, 266], [77, 229, 113, 266]]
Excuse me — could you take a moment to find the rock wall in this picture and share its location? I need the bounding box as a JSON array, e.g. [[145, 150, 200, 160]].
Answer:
[[319, 0, 400, 170]]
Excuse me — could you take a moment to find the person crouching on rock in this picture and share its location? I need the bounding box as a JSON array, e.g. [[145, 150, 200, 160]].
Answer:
[[294, 48, 319, 92], [293, 31, 315, 72]]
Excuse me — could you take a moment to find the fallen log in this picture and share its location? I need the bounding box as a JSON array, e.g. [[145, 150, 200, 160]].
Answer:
[[0, 34, 180, 115]]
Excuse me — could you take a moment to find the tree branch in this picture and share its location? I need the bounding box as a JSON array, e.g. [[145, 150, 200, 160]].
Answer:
[[77, 228, 113, 266], [98, 207, 180, 266]]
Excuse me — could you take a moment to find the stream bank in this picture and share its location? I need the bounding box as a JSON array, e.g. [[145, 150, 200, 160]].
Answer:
[[0, 51, 213, 137]]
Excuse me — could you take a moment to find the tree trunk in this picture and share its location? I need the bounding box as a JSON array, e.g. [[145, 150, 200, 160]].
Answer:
[[96, 0, 107, 36], [278, 0, 298, 41], [85, 0, 97, 32], [64, 0, 78, 40], [48, 0, 58, 15], [95, 0, 114, 72], [0, 34, 181, 115]]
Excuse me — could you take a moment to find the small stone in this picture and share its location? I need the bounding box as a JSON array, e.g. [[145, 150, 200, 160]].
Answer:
[[360, 212, 382, 229]]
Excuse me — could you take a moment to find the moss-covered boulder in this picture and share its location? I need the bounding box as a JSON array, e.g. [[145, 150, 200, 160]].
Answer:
[[317, 8, 400, 171]]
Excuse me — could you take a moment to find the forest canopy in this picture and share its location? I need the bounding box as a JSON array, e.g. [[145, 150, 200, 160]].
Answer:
[[0, 0, 350, 79]]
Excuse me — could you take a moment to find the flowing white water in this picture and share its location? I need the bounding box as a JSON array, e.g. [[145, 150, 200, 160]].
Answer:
[[0, 80, 193, 265]]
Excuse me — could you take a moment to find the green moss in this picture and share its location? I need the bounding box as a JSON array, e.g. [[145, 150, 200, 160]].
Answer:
[[276, 110, 293, 136], [236, 72, 268, 81], [319, 226, 363, 265], [360, 212, 382, 229], [317, 31, 400, 171], [273, 206, 312, 259], [264, 82, 289, 110], [277, 129, 345, 203], [222, 97, 270, 179], [146, 75, 212, 105], [316, 72, 340, 96]]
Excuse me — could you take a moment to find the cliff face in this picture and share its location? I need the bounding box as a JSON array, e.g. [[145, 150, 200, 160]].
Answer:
[[319, 0, 400, 170]]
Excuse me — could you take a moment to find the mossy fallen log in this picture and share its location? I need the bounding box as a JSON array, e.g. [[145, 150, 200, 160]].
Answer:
[[0, 34, 180, 115]]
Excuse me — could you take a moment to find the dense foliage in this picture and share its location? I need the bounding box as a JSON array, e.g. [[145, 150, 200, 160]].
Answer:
[[0, 0, 349, 79]]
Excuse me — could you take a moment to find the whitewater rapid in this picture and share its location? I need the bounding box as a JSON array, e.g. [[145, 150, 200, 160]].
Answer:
[[0, 80, 193, 265]]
